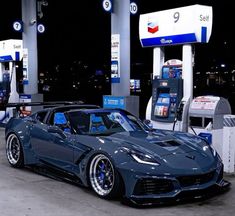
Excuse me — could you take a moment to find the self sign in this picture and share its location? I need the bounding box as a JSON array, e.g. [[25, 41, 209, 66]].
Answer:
[[200, 14, 209, 22]]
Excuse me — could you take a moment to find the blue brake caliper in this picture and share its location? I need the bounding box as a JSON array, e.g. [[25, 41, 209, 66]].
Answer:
[[98, 162, 105, 182]]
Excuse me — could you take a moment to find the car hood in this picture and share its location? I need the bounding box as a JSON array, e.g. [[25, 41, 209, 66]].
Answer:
[[102, 130, 216, 171], [102, 130, 209, 157], [74, 129, 216, 172]]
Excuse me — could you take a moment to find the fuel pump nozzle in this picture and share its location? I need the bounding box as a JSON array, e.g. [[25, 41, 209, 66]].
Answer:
[[172, 97, 191, 132]]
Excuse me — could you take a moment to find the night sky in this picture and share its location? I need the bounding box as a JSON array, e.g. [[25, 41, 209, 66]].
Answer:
[[1, 0, 234, 71], [0, 0, 235, 114]]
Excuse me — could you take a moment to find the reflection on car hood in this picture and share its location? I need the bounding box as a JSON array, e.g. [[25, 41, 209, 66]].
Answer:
[[102, 129, 211, 158]]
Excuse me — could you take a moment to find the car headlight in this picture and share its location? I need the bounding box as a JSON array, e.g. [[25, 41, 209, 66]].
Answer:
[[202, 139, 218, 157], [120, 147, 160, 166], [210, 145, 217, 157], [209, 145, 222, 162]]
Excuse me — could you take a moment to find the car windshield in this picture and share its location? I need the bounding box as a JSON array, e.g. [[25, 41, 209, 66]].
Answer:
[[67, 109, 148, 135]]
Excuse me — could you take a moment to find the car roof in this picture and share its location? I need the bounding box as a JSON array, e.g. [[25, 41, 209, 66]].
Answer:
[[47, 104, 100, 112], [66, 107, 132, 116], [33, 104, 99, 113], [31, 104, 100, 124]]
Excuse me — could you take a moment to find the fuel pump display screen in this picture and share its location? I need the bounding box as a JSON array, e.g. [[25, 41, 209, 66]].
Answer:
[[151, 78, 183, 122], [154, 93, 170, 117], [162, 66, 182, 79]]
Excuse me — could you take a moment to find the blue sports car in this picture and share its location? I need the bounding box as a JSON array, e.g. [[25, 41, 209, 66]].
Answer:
[[5, 104, 230, 206]]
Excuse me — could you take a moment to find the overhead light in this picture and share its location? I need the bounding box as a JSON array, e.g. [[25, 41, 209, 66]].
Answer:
[[221, 64, 226, 68]]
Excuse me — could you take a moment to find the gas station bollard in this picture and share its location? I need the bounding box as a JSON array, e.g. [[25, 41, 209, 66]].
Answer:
[[222, 115, 235, 173]]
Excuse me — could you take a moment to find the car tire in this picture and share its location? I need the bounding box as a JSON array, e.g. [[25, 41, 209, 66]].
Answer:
[[88, 153, 123, 199], [6, 133, 24, 168]]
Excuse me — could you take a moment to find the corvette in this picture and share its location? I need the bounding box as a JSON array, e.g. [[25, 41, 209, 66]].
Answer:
[[5, 104, 230, 206]]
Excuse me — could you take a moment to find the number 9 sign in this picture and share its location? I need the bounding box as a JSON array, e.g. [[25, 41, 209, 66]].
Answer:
[[102, 0, 112, 12]]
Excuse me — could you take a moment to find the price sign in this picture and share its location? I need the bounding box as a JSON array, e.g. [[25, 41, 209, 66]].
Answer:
[[13, 21, 23, 32], [102, 0, 112, 12]]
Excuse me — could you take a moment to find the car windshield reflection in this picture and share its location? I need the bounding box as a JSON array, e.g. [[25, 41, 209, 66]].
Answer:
[[67, 110, 147, 135]]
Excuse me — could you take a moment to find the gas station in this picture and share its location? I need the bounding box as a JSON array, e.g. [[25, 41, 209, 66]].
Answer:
[[0, 39, 26, 122], [141, 4, 213, 132], [139, 4, 234, 173], [138, 4, 234, 172], [0, 0, 235, 214]]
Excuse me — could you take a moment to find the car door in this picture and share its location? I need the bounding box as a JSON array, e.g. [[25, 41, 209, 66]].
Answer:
[[29, 111, 74, 172]]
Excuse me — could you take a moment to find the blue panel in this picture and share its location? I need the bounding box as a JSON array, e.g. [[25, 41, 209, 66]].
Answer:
[[0, 55, 13, 62], [111, 78, 120, 83], [198, 132, 212, 145], [23, 80, 29, 85], [15, 51, 20, 61], [141, 33, 197, 47], [103, 96, 125, 109], [201, 27, 207, 43], [19, 94, 31, 99]]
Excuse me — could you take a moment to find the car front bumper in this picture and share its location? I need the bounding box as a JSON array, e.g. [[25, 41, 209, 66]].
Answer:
[[118, 163, 230, 206], [125, 178, 231, 206]]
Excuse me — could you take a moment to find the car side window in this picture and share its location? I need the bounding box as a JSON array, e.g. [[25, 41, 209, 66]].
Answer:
[[35, 111, 48, 123], [67, 111, 90, 134]]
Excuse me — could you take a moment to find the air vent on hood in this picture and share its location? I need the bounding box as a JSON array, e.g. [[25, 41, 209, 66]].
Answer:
[[152, 140, 181, 147]]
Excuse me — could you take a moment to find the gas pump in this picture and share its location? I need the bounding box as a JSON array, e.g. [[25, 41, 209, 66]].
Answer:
[[0, 39, 25, 123], [140, 4, 213, 132], [0, 66, 11, 108], [151, 60, 183, 120], [146, 59, 189, 131]]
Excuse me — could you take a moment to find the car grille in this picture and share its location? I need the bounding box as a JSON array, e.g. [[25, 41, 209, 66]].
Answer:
[[177, 170, 215, 187], [133, 178, 174, 195]]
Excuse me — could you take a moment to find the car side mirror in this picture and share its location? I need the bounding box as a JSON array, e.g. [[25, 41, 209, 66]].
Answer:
[[143, 119, 153, 129], [48, 126, 67, 139]]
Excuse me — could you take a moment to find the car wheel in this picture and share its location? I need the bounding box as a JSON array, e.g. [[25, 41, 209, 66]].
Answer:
[[89, 153, 123, 199], [6, 133, 24, 168]]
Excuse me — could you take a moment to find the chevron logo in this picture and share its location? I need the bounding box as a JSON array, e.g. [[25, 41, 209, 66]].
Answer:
[[148, 21, 159, 34]]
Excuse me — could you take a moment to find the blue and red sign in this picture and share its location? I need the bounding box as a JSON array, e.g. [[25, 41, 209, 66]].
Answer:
[[148, 21, 159, 34], [139, 4, 212, 47]]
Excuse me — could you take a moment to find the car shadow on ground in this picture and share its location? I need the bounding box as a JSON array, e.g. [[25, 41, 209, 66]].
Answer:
[[26, 164, 232, 209]]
